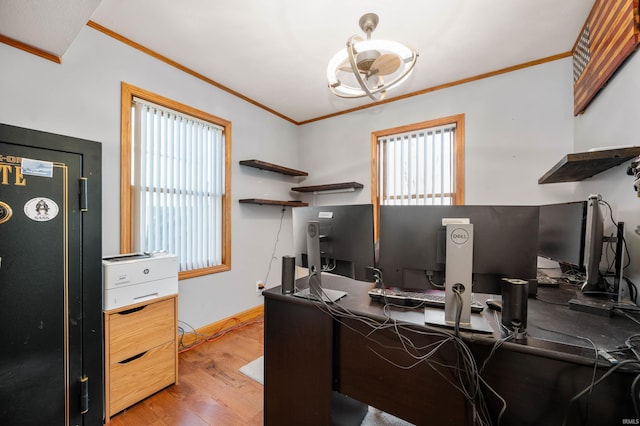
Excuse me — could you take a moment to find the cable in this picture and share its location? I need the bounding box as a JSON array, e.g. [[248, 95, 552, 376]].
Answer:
[[479, 333, 513, 374], [562, 360, 640, 426], [177, 320, 206, 349], [178, 316, 264, 353], [527, 323, 599, 426], [626, 335, 640, 361], [302, 270, 498, 425], [632, 373, 640, 419], [615, 309, 640, 327], [304, 268, 499, 423], [535, 296, 569, 306], [599, 198, 632, 273], [426, 270, 445, 289], [453, 285, 463, 338], [322, 258, 337, 272], [263, 207, 286, 286], [624, 277, 638, 304]]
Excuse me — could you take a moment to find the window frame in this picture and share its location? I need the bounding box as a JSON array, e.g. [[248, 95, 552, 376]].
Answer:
[[370, 114, 465, 240], [120, 82, 232, 279]]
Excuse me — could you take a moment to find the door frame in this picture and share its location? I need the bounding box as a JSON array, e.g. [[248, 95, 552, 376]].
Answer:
[[0, 123, 103, 425]]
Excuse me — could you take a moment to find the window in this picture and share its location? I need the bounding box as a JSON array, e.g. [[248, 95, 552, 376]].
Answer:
[[371, 114, 465, 236], [120, 83, 231, 279]]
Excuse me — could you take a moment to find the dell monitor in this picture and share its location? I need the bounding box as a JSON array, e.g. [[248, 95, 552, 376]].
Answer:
[[537, 200, 587, 272], [292, 204, 376, 282], [378, 205, 539, 295]]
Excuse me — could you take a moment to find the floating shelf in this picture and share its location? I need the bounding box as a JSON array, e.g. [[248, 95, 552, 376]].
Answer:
[[538, 147, 640, 184], [239, 159, 308, 177], [291, 182, 364, 193], [239, 198, 308, 207]]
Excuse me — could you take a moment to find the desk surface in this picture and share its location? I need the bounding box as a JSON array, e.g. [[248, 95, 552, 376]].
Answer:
[[278, 273, 640, 362], [264, 274, 640, 425], [528, 284, 639, 351]]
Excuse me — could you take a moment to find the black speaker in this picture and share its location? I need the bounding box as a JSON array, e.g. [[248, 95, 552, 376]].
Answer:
[[501, 278, 528, 339], [282, 255, 295, 294]]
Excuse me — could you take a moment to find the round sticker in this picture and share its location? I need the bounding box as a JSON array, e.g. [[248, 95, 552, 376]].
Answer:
[[0, 201, 12, 224], [24, 197, 59, 222]]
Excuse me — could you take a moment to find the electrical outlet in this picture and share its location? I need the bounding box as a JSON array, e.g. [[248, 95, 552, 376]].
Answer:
[[256, 280, 265, 292]]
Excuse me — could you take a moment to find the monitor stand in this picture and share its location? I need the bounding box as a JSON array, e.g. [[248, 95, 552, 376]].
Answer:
[[293, 221, 348, 303], [429, 221, 493, 334], [424, 309, 494, 334]]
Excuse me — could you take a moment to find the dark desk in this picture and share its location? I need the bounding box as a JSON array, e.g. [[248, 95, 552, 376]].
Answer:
[[264, 274, 640, 425]]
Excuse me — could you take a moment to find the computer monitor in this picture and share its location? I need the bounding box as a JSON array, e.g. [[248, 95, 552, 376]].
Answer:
[[378, 205, 539, 294], [292, 204, 376, 282], [537, 201, 587, 271], [581, 194, 606, 293]]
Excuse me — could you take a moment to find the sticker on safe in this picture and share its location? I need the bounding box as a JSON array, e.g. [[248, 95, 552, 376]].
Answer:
[[24, 197, 59, 221], [21, 158, 54, 178]]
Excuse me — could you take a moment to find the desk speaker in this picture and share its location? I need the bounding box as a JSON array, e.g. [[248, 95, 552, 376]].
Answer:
[[501, 278, 528, 339], [282, 255, 295, 294]]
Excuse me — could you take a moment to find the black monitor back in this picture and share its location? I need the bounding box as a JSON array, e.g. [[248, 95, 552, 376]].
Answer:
[[538, 201, 587, 270], [378, 205, 539, 294], [292, 204, 376, 282]]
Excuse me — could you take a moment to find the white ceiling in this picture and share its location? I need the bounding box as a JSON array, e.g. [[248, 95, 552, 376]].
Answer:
[[1, 0, 595, 123]]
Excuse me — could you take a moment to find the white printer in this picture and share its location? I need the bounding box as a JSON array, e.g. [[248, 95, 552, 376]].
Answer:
[[102, 252, 178, 311]]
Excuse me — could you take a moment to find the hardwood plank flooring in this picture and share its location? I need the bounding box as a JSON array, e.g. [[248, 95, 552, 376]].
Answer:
[[108, 319, 264, 426]]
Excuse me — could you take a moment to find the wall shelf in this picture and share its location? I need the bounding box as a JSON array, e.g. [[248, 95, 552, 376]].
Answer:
[[239, 198, 308, 207], [538, 147, 640, 184], [239, 159, 308, 177], [291, 182, 364, 194], [239, 159, 309, 207]]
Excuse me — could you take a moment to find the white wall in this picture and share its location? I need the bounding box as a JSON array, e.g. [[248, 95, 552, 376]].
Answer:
[[299, 58, 577, 206], [0, 27, 301, 329], [573, 52, 640, 291]]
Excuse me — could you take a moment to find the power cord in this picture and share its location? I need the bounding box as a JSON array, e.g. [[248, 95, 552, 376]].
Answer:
[[263, 207, 286, 287], [426, 270, 445, 289], [178, 316, 264, 353], [452, 284, 463, 338], [313, 276, 496, 425]]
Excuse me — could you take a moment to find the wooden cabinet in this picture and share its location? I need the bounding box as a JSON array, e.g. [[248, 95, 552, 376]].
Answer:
[[104, 295, 178, 420]]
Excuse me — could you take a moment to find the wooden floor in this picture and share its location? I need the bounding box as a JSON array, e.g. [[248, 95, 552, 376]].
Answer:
[[108, 319, 265, 426]]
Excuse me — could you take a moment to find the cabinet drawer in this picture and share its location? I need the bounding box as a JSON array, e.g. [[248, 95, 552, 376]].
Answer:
[[109, 298, 175, 362], [109, 340, 176, 415]]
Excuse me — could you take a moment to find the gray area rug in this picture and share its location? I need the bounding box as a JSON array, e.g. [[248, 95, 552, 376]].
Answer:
[[239, 356, 414, 425], [239, 355, 264, 385]]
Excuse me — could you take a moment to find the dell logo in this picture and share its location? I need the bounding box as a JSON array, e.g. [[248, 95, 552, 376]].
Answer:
[[450, 228, 470, 245], [143, 268, 150, 274], [307, 222, 318, 238]]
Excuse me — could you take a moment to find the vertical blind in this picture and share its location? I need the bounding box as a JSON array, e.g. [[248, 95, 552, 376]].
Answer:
[[132, 98, 225, 271], [378, 123, 456, 205]]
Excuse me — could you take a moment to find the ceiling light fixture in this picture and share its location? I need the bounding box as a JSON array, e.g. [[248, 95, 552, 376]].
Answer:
[[327, 13, 418, 101]]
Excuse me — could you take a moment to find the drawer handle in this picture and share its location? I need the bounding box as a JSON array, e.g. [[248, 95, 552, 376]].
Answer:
[[119, 351, 147, 364], [117, 305, 147, 315]]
